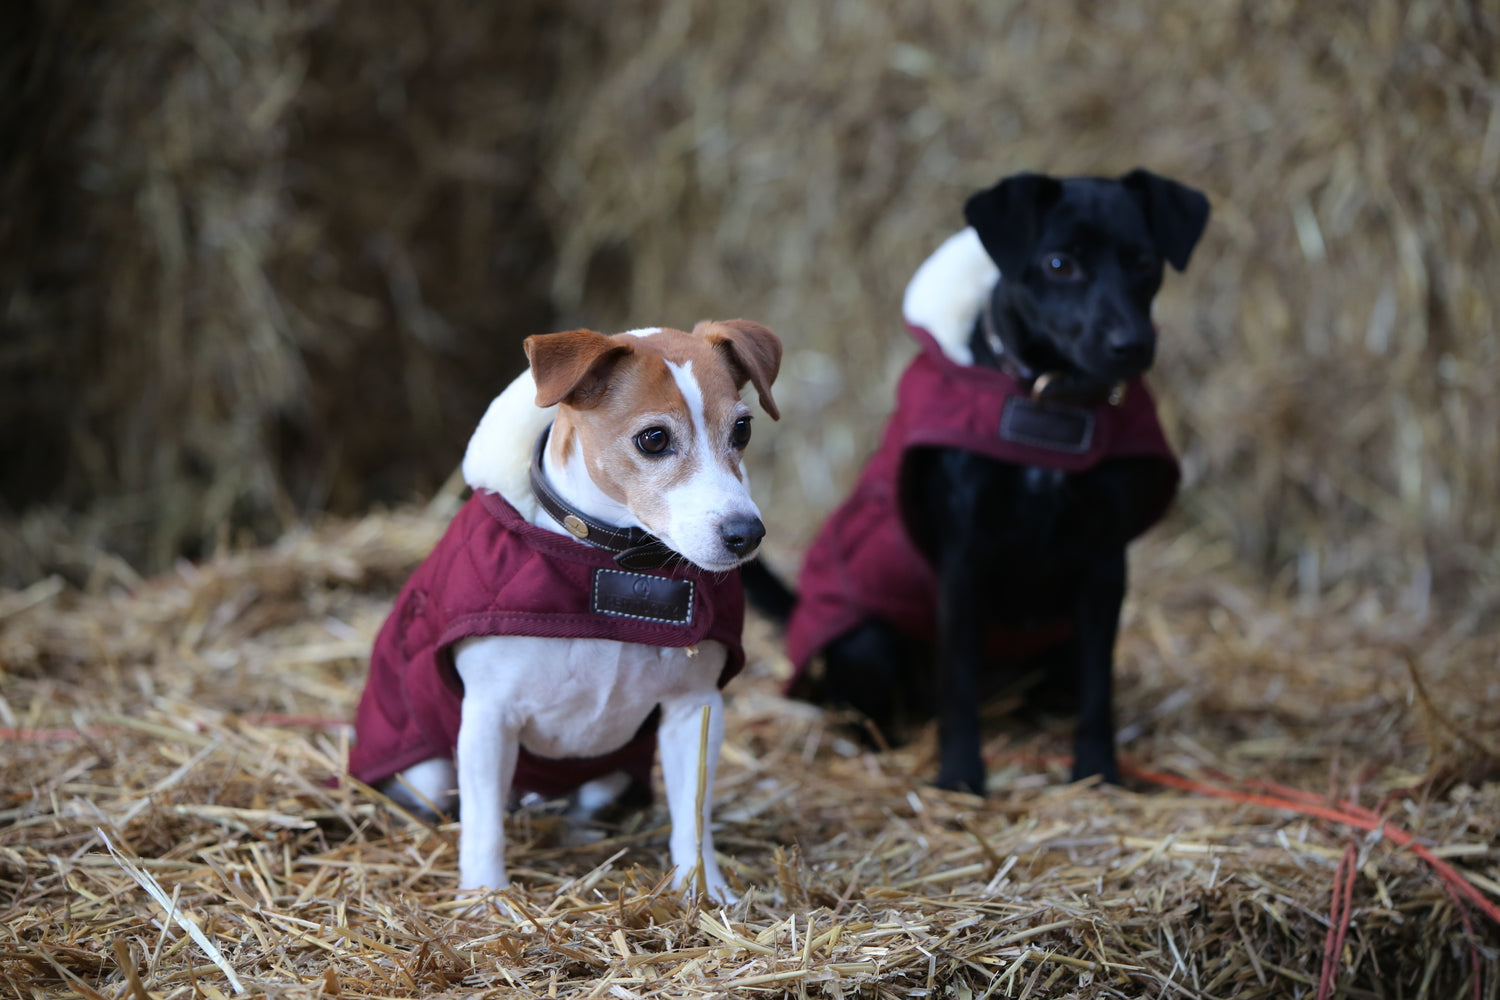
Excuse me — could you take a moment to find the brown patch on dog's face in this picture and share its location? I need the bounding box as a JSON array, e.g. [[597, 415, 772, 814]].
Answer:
[[694, 319, 782, 420], [544, 324, 780, 569]]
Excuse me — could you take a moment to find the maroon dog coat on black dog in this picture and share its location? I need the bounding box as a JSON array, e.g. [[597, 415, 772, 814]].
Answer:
[[351, 489, 745, 800], [785, 289, 1179, 681]]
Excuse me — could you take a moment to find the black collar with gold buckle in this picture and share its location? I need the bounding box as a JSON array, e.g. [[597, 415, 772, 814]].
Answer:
[[528, 426, 680, 571]]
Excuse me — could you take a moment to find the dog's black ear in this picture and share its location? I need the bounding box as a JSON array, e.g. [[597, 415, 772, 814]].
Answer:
[[1121, 169, 1210, 271], [524, 329, 633, 409], [963, 173, 1064, 276], [697, 319, 782, 420]]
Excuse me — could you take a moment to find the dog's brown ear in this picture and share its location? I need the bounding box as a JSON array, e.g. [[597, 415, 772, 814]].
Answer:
[[524, 329, 633, 409], [698, 319, 782, 420]]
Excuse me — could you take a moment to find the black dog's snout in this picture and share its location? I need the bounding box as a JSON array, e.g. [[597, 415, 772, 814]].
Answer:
[[1104, 328, 1152, 367], [720, 515, 765, 557]]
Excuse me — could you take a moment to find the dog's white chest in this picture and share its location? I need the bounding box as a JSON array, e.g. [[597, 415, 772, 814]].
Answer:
[[453, 635, 727, 760]]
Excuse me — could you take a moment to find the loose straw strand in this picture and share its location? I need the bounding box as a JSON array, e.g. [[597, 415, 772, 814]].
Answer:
[[694, 702, 711, 899]]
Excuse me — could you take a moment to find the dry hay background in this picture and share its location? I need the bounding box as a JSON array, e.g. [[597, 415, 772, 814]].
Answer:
[[4, 1, 1500, 998], [2, 0, 1498, 608], [1, 501, 1498, 997], [2, 0, 559, 577]]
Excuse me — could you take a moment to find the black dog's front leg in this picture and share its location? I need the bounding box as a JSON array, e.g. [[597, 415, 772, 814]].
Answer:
[[1070, 547, 1127, 783], [933, 546, 987, 794], [924, 451, 997, 796]]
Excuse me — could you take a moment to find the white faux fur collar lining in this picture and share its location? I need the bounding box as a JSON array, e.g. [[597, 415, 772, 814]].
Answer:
[[461, 368, 553, 523], [900, 227, 1000, 367]]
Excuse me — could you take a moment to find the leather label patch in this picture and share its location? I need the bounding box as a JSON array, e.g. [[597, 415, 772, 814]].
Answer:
[[1000, 396, 1095, 454], [592, 569, 694, 625]]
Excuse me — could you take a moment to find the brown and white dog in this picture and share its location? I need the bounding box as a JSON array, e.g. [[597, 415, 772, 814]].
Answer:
[[350, 321, 781, 904]]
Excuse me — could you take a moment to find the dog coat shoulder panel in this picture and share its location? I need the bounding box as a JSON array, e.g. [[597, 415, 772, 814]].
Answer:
[[895, 326, 1171, 465], [349, 492, 746, 795]]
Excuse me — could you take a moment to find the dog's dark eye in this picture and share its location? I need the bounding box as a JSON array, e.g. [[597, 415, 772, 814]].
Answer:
[[729, 416, 752, 450], [1043, 252, 1082, 280], [635, 427, 671, 455]]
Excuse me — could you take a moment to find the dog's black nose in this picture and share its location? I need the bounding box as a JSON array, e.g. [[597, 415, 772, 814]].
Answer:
[[720, 515, 765, 557], [1104, 329, 1152, 366]]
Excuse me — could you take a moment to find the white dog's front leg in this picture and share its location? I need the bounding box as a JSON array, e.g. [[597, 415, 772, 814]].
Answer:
[[456, 692, 518, 892], [658, 690, 735, 903]]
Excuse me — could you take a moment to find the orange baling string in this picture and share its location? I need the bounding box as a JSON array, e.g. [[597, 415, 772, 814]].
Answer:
[[1121, 761, 1500, 928], [1315, 843, 1358, 1000], [1122, 759, 1492, 999]]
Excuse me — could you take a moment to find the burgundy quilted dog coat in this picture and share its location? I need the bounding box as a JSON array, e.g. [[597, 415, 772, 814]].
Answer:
[[351, 489, 745, 800]]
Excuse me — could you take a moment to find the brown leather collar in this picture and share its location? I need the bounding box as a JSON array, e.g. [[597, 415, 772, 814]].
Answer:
[[529, 426, 680, 571], [979, 299, 1126, 407]]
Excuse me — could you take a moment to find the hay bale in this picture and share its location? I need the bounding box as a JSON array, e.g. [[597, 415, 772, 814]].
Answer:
[[0, 0, 556, 582], [535, 0, 1500, 615], [3, 0, 1498, 613]]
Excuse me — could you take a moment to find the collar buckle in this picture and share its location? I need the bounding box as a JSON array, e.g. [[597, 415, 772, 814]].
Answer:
[[528, 426, 680, 570]]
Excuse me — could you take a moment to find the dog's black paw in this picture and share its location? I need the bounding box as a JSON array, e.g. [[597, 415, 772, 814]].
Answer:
[[1070, 744, 1121, 786], [935, 760, 987, 796]]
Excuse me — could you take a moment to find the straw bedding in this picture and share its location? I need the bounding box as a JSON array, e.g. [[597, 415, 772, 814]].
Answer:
[[2, 500, 1496, 997]]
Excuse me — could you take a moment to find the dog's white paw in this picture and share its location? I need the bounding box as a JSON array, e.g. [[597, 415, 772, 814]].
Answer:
[[672, 864, 739, 906], [701, 877, 739, 906], [454, 884, 520, 921], [459, 863, 510, 896]]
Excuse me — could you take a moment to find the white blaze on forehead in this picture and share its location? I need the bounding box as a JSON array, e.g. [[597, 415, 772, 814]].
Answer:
[[667, 360, 709, 452], [621, 326, 663, 338], [655, 356, 761, 571]]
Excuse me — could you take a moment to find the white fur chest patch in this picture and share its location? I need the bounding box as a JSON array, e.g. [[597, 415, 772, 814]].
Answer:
[[453, 634, 728, 760]]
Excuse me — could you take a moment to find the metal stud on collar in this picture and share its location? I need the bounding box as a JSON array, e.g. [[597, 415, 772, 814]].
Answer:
[[529, 425, 682, 570]]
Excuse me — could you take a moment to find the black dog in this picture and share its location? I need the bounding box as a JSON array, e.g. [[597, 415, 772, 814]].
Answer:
[[751, 169, 1208, 793]]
